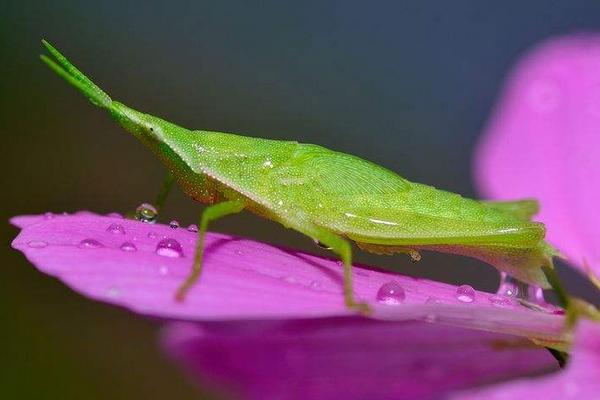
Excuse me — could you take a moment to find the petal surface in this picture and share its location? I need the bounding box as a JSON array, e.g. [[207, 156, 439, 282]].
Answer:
[[452, 319, 600, 400], [11, 213, 565, 343], [162, 319, 558, 400], [475, 34, 600, 280]]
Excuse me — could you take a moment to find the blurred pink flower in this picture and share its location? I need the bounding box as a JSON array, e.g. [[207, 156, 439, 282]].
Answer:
[[452, 319, 600, 399], [465, 34, 600, 399], [475, 34, 600, 285], [162, 320, 557, 400]]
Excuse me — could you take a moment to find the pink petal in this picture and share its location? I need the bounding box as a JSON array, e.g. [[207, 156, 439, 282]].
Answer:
[[452, 319, 600, 400], [161, 319, 558, 400], [475, 34, 600, 280], [10, 212, 565, 343]]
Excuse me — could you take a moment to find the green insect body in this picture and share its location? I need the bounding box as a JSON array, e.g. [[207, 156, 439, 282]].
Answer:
[[40, 40, 559, 312]]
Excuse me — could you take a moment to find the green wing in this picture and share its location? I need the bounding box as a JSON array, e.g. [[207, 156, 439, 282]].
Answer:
[[272, 144, 544, 247], [271, 144, 410, 202]]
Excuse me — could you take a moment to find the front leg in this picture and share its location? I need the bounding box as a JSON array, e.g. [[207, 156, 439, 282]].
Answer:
[[175, 199, 246, 301], [153, 172, 175, 214]]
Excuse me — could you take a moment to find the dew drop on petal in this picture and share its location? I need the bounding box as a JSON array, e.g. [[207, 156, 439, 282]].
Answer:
[[497, 273, 548, 306], [169, 220, 180, 229], [496, 272, 519, 298], [78, 239, 103, 249], [456, 285, 475, 303], [187, 224, 198, 233], [376, 281, 406, 305], [120, 242, 137, 252], [526, 285, 546, 305], [147, 232, 157, 239], [425, 296, 441, 305], [135, 203, 158, 223], [156, 238, 184, 258], [106, 223, 126, 234]]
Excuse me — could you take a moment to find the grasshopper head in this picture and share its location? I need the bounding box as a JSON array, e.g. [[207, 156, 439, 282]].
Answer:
[[109, 102, 187, 152], [110, 102, 161, 142]]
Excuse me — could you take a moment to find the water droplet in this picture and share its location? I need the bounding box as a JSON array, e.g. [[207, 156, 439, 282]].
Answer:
[[135, 203, 158, 223], [456, 285, 475, 303], [526, 285, 546, 305], [106, 286, 121, 298], [156, 238, 184, 258], [27, 240, 48, 248], [187, 224, 198, 233], [44, 212, 54, 220], [78, 239, 103, 249], [120, 242, 137, 252], [106, 212, 123, 219], [147, 232, 157, 239], [159, 265, 169, 276], [489, 295, 514, 308], [425, 296, 441, 305], [235, 249, 244, 256], [497, 272, 519, 298], [169, 220, 180, 229], [262, 159, 274, 168], [309, 281, 321, 289], [376, 281, 406, 305], [497, 273, 547, 305], [106, 223, 126, 234]]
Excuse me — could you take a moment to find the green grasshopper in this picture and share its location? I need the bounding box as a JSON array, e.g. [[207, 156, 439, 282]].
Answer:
[[40, 40, 559, 312]]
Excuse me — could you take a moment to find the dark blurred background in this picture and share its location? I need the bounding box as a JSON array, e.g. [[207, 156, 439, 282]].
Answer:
[[3, 1, 600, 399]]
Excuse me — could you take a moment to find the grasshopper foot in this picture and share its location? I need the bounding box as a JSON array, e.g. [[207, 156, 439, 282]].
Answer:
[[347, 301, 372, 316], [174, 276, 199, 303]]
